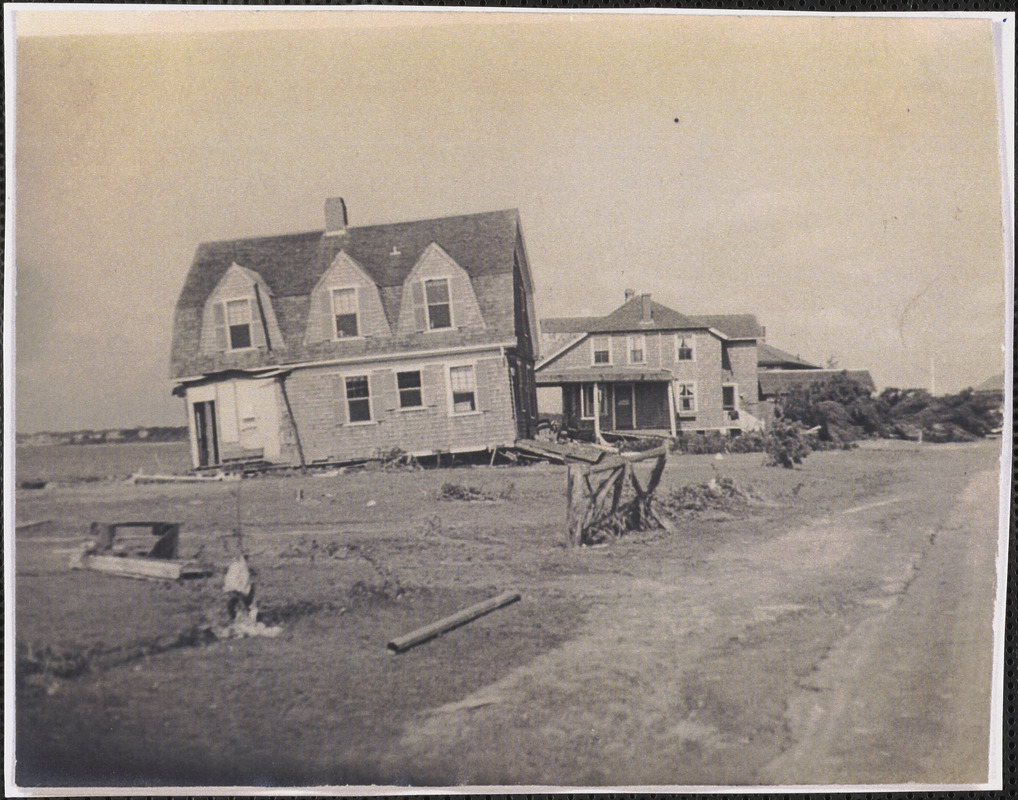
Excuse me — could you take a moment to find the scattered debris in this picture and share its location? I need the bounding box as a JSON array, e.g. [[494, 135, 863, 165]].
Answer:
[[216, 554, 283, 639], [128, 472, 239, 484], [515, 439, 608, 465], [366, 499, 377, 508], [438, 483, 496, 502], [69, 521, 212, 581], [661, 477, 759, 515], [566, 446, 672, 546], [387, 591, 521, 653]]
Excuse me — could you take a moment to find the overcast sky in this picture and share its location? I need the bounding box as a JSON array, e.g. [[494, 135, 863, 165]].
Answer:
[[10, 10, 1011, 432]]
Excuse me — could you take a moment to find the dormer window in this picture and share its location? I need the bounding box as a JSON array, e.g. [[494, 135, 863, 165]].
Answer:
[[425, 278, 452, 330], [226, 299, 253, 350], [332, 287, 359, 338], [676, 334, 695, 362]]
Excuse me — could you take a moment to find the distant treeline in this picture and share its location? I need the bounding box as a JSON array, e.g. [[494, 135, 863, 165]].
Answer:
[[17, 426, 189, 446]]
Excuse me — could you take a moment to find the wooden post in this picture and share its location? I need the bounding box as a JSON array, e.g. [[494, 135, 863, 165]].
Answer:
[[566, 464, 586, 546], [592, 382, 603, 444], [387, 591, 521, 653], [667, 380, 678, 438], [277, 374, 306, 473]]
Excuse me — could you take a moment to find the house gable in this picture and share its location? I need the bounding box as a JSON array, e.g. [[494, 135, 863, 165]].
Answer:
[[303, 251, 391, 345], [395, 242, 486, 336], [199, 263, 285, 356]]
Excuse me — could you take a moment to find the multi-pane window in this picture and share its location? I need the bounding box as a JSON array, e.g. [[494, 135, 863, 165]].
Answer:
[[628, 335, 645, 364], [332, 288, 359, 338], [345, 375, 371, 423], [675, 382, 696, 413], [226, 299, 252, 350], [397, 370, 423, 409], [449, 365, 477, 413], [425, 279, 452, 330], [592, 337, 611, 365], [676, 334, 695, 361]]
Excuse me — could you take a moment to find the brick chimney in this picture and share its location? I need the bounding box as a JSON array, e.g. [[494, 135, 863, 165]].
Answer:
[[641, 293, 652, 323], [324, 197, 348, 236], [624, 288, 636, 303]]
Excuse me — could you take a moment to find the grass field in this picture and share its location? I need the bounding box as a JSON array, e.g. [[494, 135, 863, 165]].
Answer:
[[12, 439, 1001, 787], [16, 442, 193, 484]]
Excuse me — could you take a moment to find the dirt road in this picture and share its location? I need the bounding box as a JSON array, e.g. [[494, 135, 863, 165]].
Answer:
[[391, 445, 1000, 787], [760, 464, 999, 786]]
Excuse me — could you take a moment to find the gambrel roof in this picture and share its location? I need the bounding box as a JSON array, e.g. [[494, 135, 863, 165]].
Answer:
[[170, 208, 533, 379]]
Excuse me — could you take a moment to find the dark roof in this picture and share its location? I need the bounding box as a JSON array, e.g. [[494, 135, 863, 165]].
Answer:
[[686, 314, 764, 340], [177, 209, 520, 307], [541, 317, 605, 334], [758, 369, 876, 396], [757, 342, 820, 369], [594, 296, 697, 332], [171, 208, 525, 379], [539, 295, 762, 338]]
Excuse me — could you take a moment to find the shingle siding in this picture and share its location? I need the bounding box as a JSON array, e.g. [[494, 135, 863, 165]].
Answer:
[[281, 352, 516, 463]]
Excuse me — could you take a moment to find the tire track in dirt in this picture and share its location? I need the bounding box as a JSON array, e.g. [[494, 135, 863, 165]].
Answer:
[[388, 504, 925, 786], [758, 467, 998, 786]]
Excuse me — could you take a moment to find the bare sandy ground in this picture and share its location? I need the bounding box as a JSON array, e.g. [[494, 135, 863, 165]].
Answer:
[[13, 440, 1002, 788]]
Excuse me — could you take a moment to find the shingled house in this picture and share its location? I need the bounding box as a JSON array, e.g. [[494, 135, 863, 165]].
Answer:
[[536, 292, 766, 437], [170, 199, 539, 469]]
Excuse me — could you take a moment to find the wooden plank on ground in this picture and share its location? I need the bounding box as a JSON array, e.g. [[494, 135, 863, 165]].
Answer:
[[73, 554, 189, 581]]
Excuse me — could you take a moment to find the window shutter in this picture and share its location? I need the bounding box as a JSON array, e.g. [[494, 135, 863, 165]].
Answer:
[[320, 292, 333, 342], [450, 276, 464, 329], [476, 362, 490, 411], [332, 374, 346, 425], [213, 303, 227, 350], [369, 372, 388, 423], [411, 281, 427, 331], [251, 295, 267, 349]]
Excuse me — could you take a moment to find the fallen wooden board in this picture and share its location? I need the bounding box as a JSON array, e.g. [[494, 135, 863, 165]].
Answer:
[[129, 473, 239, 484], [71, 554, 212, 581], [387, 591, 521, 653], [514, 439, 606, 464], [15, 519, 52, 533]]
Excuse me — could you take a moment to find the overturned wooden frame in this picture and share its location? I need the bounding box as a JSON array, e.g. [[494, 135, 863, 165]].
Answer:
[[565, 445, 674, 546]]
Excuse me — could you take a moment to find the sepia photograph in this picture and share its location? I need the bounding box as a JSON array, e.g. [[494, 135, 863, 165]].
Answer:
[[5, 6, 1013, 793]]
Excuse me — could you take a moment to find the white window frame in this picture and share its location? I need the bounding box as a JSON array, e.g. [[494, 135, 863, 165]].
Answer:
[[343, 373, 374, 426], [331, 286, 361, 340], [675, 381, 697, 414], [225, 298, 255, 351], [675, 333, 696, 362], [396, 369, 425, 411], [628, 334, 646, 365], [425, 277, 454, 331], [580, 383, 605, 421], [446, 362, 480, 417], [591, 336, 612, 366]]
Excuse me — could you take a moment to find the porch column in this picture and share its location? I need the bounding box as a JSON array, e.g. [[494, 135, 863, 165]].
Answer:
[[666, 380, 677, 438], [592, 382, 604, 445]]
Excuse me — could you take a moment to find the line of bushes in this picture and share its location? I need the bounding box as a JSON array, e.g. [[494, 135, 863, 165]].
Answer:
[[775, 373, 1002, 445]]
